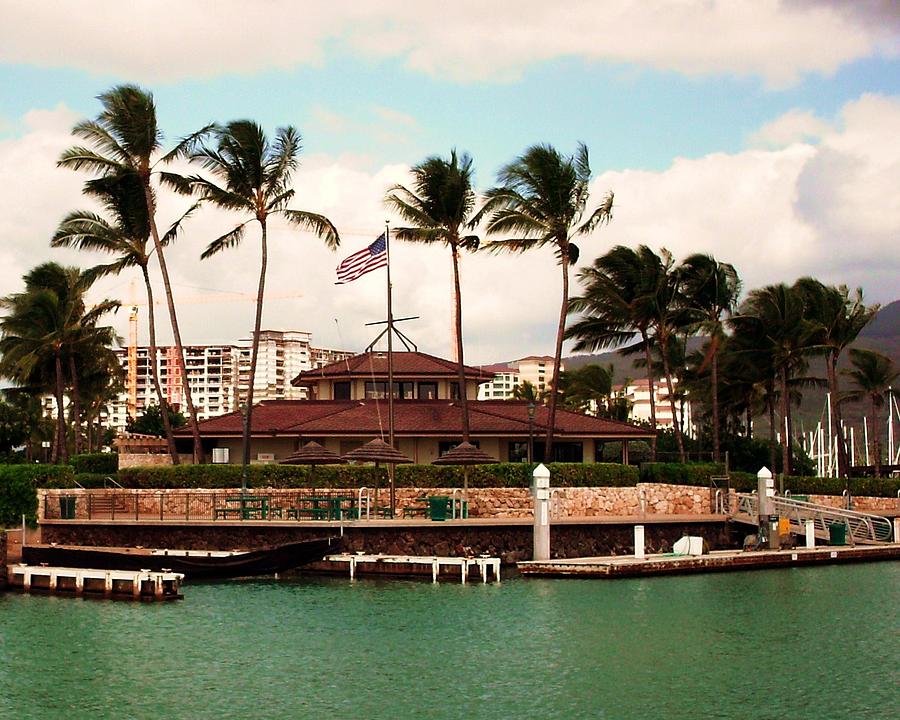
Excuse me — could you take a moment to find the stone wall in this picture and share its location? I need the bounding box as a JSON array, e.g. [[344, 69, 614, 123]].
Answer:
[[118, 453, 193, 467], [40, 520, 739, 564], [805, 495, 899, 512]]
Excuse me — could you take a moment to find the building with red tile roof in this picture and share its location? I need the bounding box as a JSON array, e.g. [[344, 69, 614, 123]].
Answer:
[[178, 351, 653, 464]]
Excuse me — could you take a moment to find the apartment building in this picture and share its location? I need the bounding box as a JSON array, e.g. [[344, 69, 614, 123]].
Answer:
[[477, 355, 562, 400], [612, 377, 694, 437]]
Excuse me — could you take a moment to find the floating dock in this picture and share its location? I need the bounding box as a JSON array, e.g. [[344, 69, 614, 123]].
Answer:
[[7, 564, 184, 600], [517, 544, 900, 579], [323, 553, 501, 583]]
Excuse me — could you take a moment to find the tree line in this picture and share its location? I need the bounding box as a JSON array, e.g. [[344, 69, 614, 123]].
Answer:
[[1, 84, 895, 479]]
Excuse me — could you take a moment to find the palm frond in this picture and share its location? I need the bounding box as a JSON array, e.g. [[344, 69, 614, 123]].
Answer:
[[57, 147, 124, 174], [201, 224, 248, 260], [281, 210, 340, 249]]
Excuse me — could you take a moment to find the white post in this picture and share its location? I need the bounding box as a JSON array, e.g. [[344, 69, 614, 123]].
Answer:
[[634, 525, 645, 559], [805, 519, 815, 548], [850, 427, 856, 469], [863, 417, 870, 465], [826, 393, 833, 475], [893, 518, 899, 545], [758, 467, 776, 549], [532, 463, 551, 561]]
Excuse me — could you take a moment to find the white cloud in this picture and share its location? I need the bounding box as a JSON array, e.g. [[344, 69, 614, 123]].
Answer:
[[747, 109, 833, 148], [1, 95, 897, 367], [0, 1, 896, 87]]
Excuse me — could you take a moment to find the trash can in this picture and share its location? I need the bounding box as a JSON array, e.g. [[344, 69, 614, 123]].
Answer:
[[59, 496, 76, 519], [429, 496, 449, 522], [828, 521, 847, 546]]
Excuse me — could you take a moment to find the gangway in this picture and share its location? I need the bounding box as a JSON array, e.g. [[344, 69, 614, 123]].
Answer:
[[731, 493, 894, 545]]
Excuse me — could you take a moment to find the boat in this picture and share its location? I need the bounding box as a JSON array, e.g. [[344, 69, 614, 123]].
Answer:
[[22, 537, 340, 580]]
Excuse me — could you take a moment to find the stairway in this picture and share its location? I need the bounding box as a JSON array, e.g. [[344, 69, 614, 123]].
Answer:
[[732, 493, 894, 545]]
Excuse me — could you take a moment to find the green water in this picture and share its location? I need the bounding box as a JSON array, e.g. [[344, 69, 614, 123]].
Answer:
[[1, 564, 898, 719]]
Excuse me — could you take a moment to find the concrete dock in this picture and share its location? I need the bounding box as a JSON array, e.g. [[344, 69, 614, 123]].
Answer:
[[7, 564, 184, 600], [517, 543, 900, 578]]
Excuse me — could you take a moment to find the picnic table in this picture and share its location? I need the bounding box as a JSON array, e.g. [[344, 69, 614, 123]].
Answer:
[[214, 496, 269, 520]]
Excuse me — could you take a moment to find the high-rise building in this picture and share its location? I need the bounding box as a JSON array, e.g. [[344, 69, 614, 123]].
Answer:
[[477, 355, 563, 400]]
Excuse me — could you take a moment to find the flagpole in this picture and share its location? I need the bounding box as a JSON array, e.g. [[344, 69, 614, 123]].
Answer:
[[385, 221, 396, 517]]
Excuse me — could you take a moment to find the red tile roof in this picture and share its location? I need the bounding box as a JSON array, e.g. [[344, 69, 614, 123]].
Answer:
[[181, 399, 653, 439], [293, 350, 496, 386]]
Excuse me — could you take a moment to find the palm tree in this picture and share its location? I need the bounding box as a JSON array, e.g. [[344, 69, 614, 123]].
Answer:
[[568, 246, 685, 461], [556, 364, 613, 415], [0, 263, 118, 462], [58, 84, 209, 463], [732, 284, 819, 476], [476, 143, 613, 460], [188, 120, 339, 489], [796, 279, 877, 478], [512, 380, 546, 403], [843, 349, 897, 478], [385, 150, 479, 442], [52, 172, 182, 462], [678, 254, 741, 462]]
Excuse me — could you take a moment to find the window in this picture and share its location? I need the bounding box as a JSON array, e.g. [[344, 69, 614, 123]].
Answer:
[[509, 442, 528, 463], [418, 382, 438, 400], [212, 447, 230, 464], [439, 440, 480, 456], [365, 381, 414, 399], [334, 381, 351, 400]]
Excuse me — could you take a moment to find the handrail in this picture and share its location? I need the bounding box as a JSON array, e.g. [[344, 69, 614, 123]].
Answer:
[[104, 476, 124, 489], [550, 488, 561, 518], [714, 489, 725, 515], [451, 488, 461, 520], [357, 487, 371, 520], [732, 493, 893, 544]]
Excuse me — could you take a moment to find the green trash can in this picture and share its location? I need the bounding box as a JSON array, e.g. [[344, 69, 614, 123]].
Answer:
[[429, 496, 449, 522], [829, 521, 847, 546], [59, 496, 76, 519]]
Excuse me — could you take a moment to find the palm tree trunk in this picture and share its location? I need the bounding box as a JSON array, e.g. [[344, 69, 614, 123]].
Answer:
[[68, 354, 82, 455], [451, 245, 470, 443], [141, 265, 179, 464], [544, 253, 569, 461], [241, 219, 268, 491], [871, 395, 882, 479], [767, 384, 776, 472], [828, 355, 849, 479], [711, 343, 721, 462], [659, 334, 686, 463], [142, 182, 205, 463], [779, 366, 791, 476], [641, 329, 658, 462], [54, 351, 67, 464]]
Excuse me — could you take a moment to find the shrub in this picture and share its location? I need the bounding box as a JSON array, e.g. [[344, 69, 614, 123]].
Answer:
[[0, 464, 73, 527], [69, 453, 118, 474], [639, 463, 726, 486]]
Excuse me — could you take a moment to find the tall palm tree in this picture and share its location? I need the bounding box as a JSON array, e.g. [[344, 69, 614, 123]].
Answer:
[[678, 254, 741, 462], [58, 84, 209, 463], [188, 120, 339, 489], [733, 284, 819, 476], [568, 246, 687, 461], [476, 143, 613, 460], [0, 263, 118, 463], [52, 172, 182, 462], [843, 349, 897, 478], [796, 279, 877, 478], [385, 150, 479, 442]]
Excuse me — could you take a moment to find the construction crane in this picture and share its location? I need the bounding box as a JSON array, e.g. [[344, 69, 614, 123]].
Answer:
[[123, 288, 303, 418]]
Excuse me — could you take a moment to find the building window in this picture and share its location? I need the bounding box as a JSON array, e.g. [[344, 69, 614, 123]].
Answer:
[[509, 442, 528, 463], [418, 382, 438, 400], [212, 447, 230, 464], [365, 381, 414, 399], [438, 440, 480, 456], [334, 381, 351, 400]]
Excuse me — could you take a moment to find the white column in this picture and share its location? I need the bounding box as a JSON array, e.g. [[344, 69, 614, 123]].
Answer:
[[634, 525, 645, 559], [532, 464, 551, 561], [893, 518, 900, 545], [805, 519, 816, 549]]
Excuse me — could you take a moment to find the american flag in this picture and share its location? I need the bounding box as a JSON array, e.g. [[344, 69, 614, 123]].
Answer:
[[335, 233, 388, 284]]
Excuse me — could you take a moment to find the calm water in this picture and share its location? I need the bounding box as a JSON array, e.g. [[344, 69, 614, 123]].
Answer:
[[1, 564, 898, 719]]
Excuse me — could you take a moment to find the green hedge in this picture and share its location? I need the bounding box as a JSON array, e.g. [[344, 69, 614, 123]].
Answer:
[[0, 465, 73, 527], [69, 453, 118, 474]]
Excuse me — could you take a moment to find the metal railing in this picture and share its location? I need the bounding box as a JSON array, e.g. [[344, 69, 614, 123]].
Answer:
[[732, 493, 893, 545]]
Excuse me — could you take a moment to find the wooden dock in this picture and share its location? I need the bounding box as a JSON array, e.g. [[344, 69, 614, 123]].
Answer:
[[323, 553, 501, 583], [517, 543, 900, 579], [7, 564, 184, 600]]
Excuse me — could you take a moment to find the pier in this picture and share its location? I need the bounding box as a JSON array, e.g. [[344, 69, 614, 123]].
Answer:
[[323, 552, 501, 583], [517, 543, 900, 579], [7, 565, 184, 600]]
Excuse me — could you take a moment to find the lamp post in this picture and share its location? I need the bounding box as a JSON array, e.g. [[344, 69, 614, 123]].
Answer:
[[527, 402, 536, 464]]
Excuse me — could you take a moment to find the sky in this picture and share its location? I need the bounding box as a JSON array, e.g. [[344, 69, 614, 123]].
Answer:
[[1, 0, 898, 365]]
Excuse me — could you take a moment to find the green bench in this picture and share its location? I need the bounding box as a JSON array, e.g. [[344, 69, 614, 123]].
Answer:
[[214, 496, 268, 520]]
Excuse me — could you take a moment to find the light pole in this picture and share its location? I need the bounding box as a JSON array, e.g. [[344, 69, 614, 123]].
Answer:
[[527, 402, 536, 464]]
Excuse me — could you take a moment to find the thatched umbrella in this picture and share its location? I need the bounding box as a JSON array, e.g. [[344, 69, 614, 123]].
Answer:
[[342, 439, 413, 516], [432, 442, 499, 515], [280, 441, 345, 466]]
